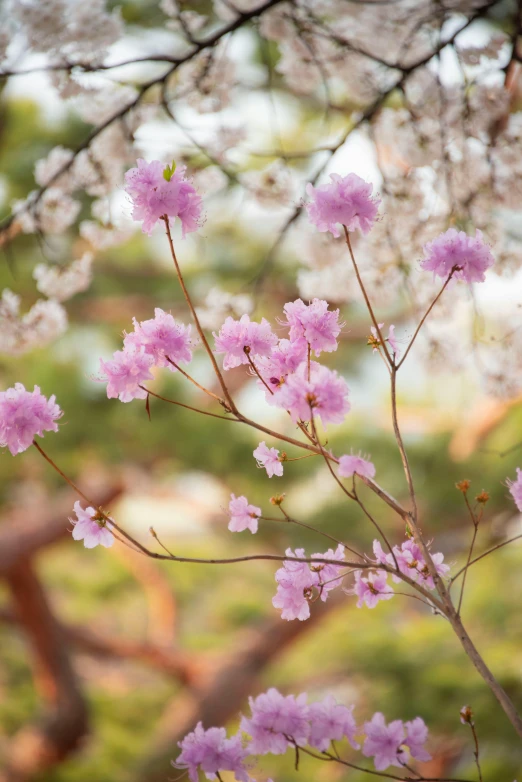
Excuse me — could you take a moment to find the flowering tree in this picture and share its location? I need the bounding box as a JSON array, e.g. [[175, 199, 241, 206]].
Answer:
[[1, 1, 522, 780]]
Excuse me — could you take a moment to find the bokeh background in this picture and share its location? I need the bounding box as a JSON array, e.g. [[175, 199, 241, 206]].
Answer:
[[0, 1, 522, 780]]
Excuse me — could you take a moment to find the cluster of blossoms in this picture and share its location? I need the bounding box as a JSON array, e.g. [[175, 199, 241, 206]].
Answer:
[[226, 486, 451, 618], [272, 544, 345, 621], [420, 228, 495, 284], [124, 159, 203, 237], [0, 384, 62, 455], [214, 297, 350, 427], [175, 687, 431, 779], [373, 539, 450, 591], [98, 308, 193, 403]]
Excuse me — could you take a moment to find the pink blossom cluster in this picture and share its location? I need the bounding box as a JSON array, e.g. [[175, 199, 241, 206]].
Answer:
[[272, 545, 345, 621], [280, 298, 343, 356], [98, 308, 193, 402], [214, 314, 278, 370], [353, 569, 394, 609], [420, 228, 494, 283], [70, 501, 114, 549], [124, 159, 202, 236], [306, 173, 380, 237], [275, 362, 350, 427], [363, 712, 431, 770], [175, 688, 431, 775], [0, 383, 62, 455], [213, 299, 350, 427], [175, 722, 250, 782], [373, 538, 450, 590]]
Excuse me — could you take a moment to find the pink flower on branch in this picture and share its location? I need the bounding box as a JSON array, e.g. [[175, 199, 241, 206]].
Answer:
[[174, 722, 250, 782], [274, 362, 350, 427], [306, 173, 380, 237], [240, 687, 310, 755], [420, 228, 494, 283], [281, 298, 343, 355], [338, 453, 376, 480], [308, 695, 359, 752], [253, 441, 283, 477], [353, 570, 394, 609], [0, 383, 62, 455], [228, 494, 261, 534], [124, 308, 193, 370], [373, 538, 449, 590], [256, 338, 307, 398], [70, 501, 114, 549], [214, 314, 278, 371], [370, 322, 400, 358], [124, 159, 202, 237], [272, 545, 345, 621], [362, 712, 406, 771], [98, 348, 154, 403], [404, 717, 432, 763]]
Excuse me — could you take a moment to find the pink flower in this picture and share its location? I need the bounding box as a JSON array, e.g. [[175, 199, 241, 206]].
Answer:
[[0, 383, 62, 455], [306, 173, 380, 237], [507, 468, 522, 511], [124, 308, 192, 370], [272, 547, 317, 621], [370, 323, 400, 359], [256, 338, 307, 398], [274, 362, 350, 427], [374, 538, 449, 590], [253, 442, 283, 478], [228, 494, 261, 534], [404, 717, 431, 763], [309, 696, 359, 752], [98, 347, 154, 403], [214, 314, 278, 370], [281, 298, 343, 355], [387, 325, 399, 356], [70, 501, 114, 549], [338, 453, 375, 480], [362, 713, 406, 771], [175, 722, 250, 782], [312, 544, 345, 600], [240, 688, 310, 755], [272, 546, 344, 620], [420, 228, 494, 283], [124, 159, 202, 237], [353, 570, 394, 609]]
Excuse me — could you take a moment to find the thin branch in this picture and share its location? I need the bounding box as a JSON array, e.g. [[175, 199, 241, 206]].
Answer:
[[449, 533, 522, 584], [396, 270, 456, 369], [343, 227, 392, 366]]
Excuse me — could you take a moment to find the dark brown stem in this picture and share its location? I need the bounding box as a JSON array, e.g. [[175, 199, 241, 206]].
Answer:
[[470, 723, 483, 782], [261, 515, 364, 560], [352, 479, 399, 571], [163, 217, 238, 413], [244, 348, 274, 395], [140, 386, 238, 422], [457, 523, 479, 616], [165, 356, 227, 405]]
